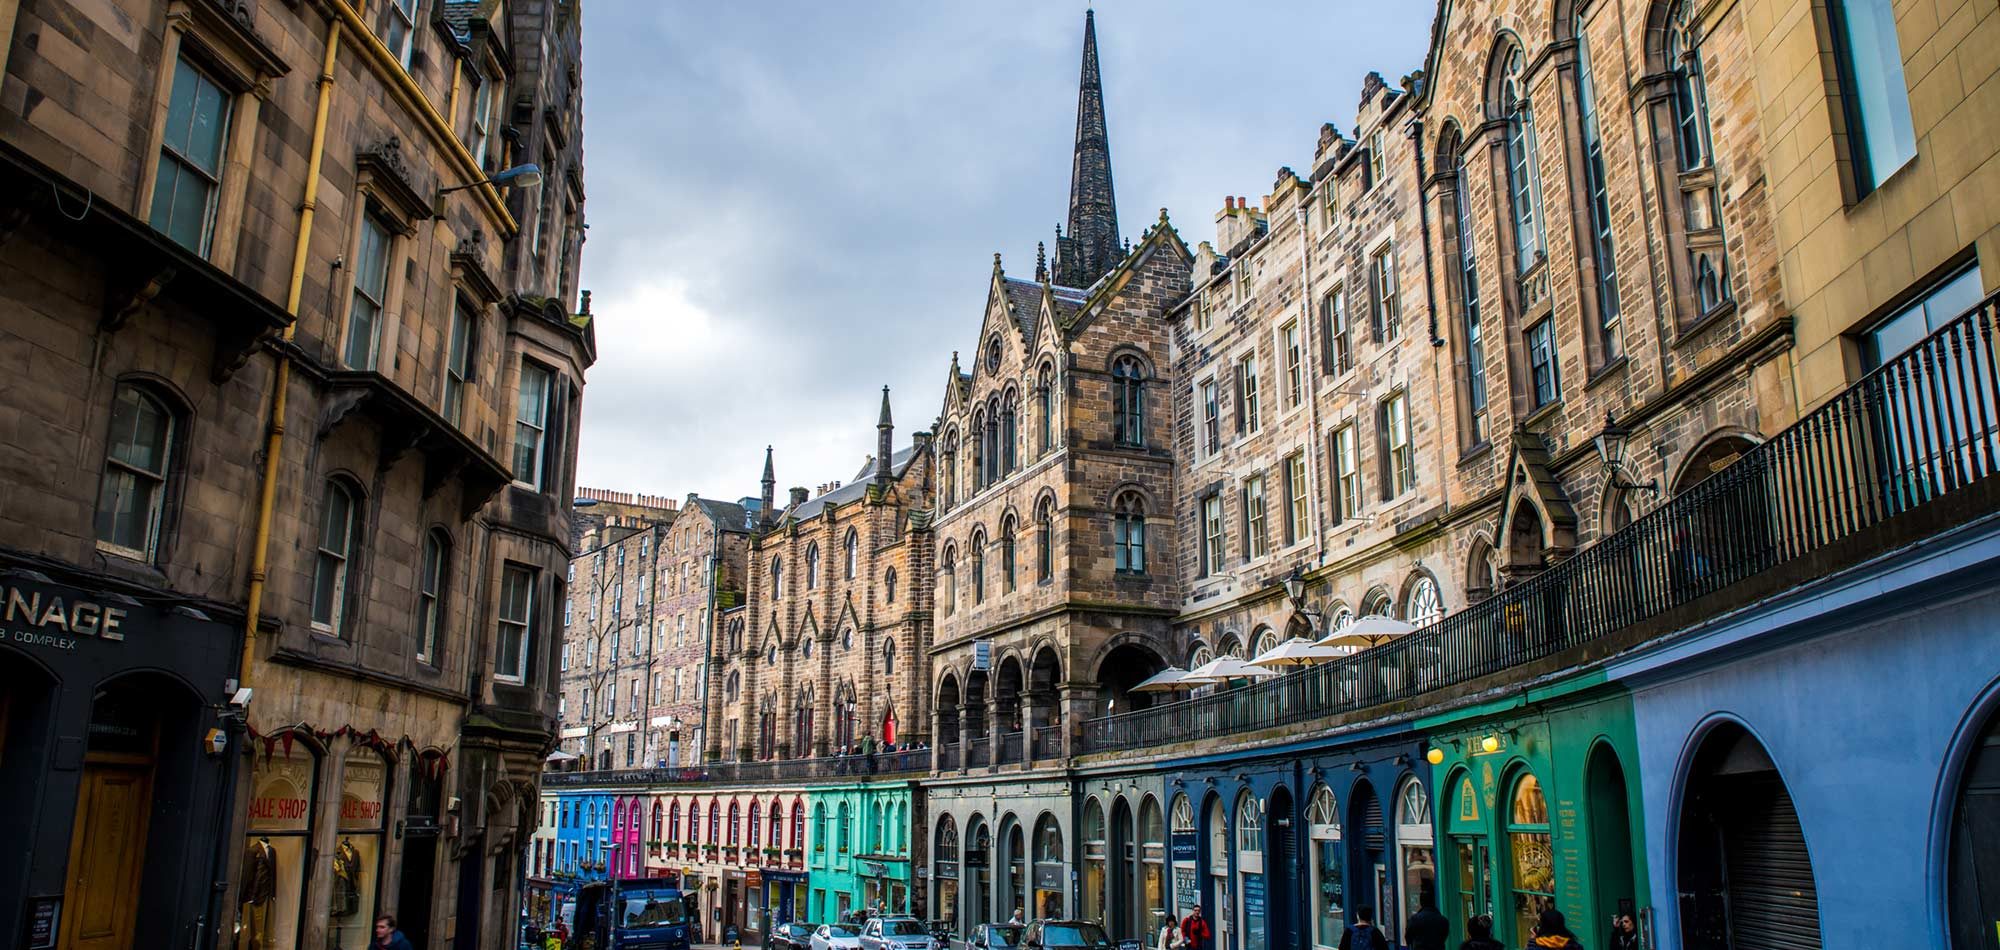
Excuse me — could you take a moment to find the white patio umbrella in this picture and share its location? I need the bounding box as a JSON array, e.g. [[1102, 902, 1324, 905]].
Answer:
[[1249, 637, 1345, 668], [1314, 614, 1417, 650], [1131, 667, 1196, 693], [545, 749, 578, 762], [1183, 656, 1281, 683]]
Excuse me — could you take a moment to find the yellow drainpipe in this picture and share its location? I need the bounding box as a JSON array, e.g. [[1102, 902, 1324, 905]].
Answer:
[[240, 17, 343, 686], [446, 60, 462, 141]]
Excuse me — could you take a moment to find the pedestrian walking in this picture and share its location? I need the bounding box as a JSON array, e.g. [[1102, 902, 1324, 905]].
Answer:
[[1405, 897, 1449, 950], [1156, 916, 1181, 950], [1009, 907, 1025, 926], [1336, 905, 1388, 950], [1456, 915, 1502, 950], [372, 915, 415, 950], [1178, 907, 1211, 950], [1526, 909, 1584, 949], [1608, 914, 1639, 950]]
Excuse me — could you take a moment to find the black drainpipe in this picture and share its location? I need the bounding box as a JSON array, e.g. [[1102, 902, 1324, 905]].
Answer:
[[1408, 116, 1446, 348]]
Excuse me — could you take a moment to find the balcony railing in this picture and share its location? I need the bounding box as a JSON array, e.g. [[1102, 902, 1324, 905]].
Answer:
[[1084, 292, 2000, 753], [1030, 724, 1062, 760], [936, 742, 959, 771], [999, 731, 1024, 764], [966, 741, 990, 768], [544, 748, 931, 788]]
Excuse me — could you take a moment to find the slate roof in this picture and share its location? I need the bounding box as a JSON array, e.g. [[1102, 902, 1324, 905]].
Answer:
[[689, 497, 755, 533], [440, 0, 484, 38], [782, 445, 920, 524]]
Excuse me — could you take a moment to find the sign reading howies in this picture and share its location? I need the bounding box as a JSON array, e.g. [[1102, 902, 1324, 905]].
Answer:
[[3, 581, 131, 651]]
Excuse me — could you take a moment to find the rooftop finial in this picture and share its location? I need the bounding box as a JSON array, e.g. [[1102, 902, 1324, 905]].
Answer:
[[1035, 242, 1049, 283], [1052, 9, 1121, 289]]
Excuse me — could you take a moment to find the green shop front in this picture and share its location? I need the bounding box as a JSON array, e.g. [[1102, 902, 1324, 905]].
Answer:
[[1418, 674, 1647, 950], [806, 780, 915, 921]]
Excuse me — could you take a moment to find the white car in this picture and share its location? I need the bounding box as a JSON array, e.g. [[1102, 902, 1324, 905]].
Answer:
[[813, 922, 865, 950], [860, 917, 938, 950]]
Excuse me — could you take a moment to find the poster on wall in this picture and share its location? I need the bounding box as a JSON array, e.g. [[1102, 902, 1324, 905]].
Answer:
[[1172, 867, 1197, 916], [1241, 875, 1266, 950]]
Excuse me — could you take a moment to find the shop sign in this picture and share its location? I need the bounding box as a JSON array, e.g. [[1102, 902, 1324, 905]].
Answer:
[[339, 758, 387, 828], [25, 895, 60, 949], [973, 640, 992, 671], [964, 847, 989, 868], [249, 753, 313, 833], [2, 581, 132, 652], [1033, 863, 1062, 890], [934, 861, 957, 881], [1172, 868, 1197, 911], [1169, 832, 1197, 863], [863, 861, 888, 878]]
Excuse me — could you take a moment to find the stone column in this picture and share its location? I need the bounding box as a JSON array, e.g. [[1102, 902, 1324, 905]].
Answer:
[[958, 703, 975, 774]]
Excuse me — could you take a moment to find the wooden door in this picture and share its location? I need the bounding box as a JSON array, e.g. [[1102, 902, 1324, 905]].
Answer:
[[58, 762, 154, 950]]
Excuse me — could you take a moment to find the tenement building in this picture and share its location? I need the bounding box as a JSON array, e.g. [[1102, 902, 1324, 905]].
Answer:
[[544, 4, 2000, 950], [0, 0, 592, 948]]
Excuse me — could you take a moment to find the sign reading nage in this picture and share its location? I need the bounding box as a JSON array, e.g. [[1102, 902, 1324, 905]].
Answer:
[[3, 581, 132, 651]]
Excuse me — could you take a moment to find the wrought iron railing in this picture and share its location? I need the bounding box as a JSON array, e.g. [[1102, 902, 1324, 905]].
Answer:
[[1031, 724, 1062, 760], [1083, 292, 2000, 753], [999, 731, 1024, 763], [544, 748, 931, 788]]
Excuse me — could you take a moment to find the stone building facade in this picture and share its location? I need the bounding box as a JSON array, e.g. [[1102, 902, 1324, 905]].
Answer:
[[0, 0, 591, 948], [710, 393, 936, 761]]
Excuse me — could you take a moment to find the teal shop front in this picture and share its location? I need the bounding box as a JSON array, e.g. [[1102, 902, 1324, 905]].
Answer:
[[806, 780, 916, 921], [1418, 673, 1647, 950]]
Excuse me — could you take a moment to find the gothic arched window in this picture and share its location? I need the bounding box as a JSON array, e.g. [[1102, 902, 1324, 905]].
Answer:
[[1665, 0, 1733, 317], [970, 529, 987, 605], [1448, 134, 1489, 443], [1035, 496, 1055, 583], [1000, 515, 1017, 593], [1573, 12, 1623, 360], [804, 542, 820, 590], [1036, 364, 1055, 453], [1113, 491, 1146, 574], [1111, 356, 1145, 447], [1499, 46, 1545, 273], [843, 528, 858, 580]]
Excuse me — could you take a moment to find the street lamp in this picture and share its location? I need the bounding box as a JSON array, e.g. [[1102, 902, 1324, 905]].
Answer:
[[433, 163, 544, 216], [1283, 566, 1321, 634], [1594, 412, 1659, 495]]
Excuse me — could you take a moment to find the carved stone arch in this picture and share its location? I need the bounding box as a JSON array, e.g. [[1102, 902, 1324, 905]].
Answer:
[[1495, 430, 1579, 582], [1465, 531, 1500, 604], [1484, 30, 1531, 121], [1434, 118, 1468, 169], [1359, 584, 1395, 618], [1670, 427, 1764, 496], [1085, 629, 1170, 684], [1642, 0, 1687, 74], [1103, 345, 1155, 377], [1551, 0, 1580, 41], [1103, 479, 1157, 513], [1183, 638, 1211, 667]]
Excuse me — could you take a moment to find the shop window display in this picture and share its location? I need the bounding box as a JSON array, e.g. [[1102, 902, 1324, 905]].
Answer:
[[1506, 775, 1554, 944], [1307, 787, 1343, 948], [240, 739, 318, 950], [1395, 779, 1436, 937], [331, 747, 389, 950]]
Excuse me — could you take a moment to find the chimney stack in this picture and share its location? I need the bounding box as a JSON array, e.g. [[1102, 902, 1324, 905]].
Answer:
[[790, 487, 810, 508]]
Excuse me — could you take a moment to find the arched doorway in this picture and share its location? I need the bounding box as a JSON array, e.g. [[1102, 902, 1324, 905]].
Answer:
[[1347, 780, 1386, 941], [0, 650, 57, 928], [1082, 799, 1108, 926], [1138, 796, 1166, 936], [1003, 819, 1027, 922], [1586, 744, 1636, 949], [996, 657, 1025, 761], [1949, 699, 2000, 949], [1677, 722, 1822, 950], [1203, 795, 1230, 950], [1029, 647, 1064, 757], [1266, 786, 1297, 950], [1393, 778, 1435, 940], [1234, 792, 1266, 950], [1110, 797, 1135, 939], [935, 816, 961, 934], [1096, 643, 1167, 714], [1033, 813, 1066, 919]]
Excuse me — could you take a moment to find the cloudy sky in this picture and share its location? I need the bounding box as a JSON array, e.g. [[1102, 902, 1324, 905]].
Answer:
[[574, 2, 1436, 502]]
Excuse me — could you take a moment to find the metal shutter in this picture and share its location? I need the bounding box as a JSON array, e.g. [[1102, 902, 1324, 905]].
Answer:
[[1723, 775, 1822, 950]]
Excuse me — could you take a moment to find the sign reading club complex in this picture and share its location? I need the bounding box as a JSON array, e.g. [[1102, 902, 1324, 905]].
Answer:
[[2, 582, 134, 650]]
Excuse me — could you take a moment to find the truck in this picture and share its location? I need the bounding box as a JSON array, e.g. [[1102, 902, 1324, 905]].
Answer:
[[571, 875, 697, 950]]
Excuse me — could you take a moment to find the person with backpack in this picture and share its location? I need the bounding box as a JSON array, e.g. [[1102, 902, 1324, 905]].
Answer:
[[1338, 905, 1389, 950], [1527, 909, 1584, 950], [1405, 896, 1449, 950], [1178, 906, 1211, 950]]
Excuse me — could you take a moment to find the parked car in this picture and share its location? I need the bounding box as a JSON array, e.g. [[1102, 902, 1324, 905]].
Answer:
[[1022, 921, 1114, 950], [770, 921, 819, 950], [969, 923, 1025, 950], [861, 916, 938, 950], [813, 922, 865, 950]]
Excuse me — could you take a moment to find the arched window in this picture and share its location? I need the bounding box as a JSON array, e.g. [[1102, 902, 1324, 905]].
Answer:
[[805, 543, 820, 590], [813, 804, 828, 854], [1112, 355, 1146, 447], [1506, 774, 1554, 943], [837, 802, 852, 854], [844, 528, 858, 580], [794, 685, 816, 758], [1498, 46, 1546, 272], [771, 556, 783, 600], [1573, 12, 1622, 360], [1362, 589, 1393, 619], [1003, 389, 1021, 474], [971, 410, 987, 490], [725, 670, 740, 703], [687, 799, 700, 843], [95, 383, 178, 560], [759, 693, 778, 760], [941, 544, 957, 615], [416, 529, 449, 664], [748, 801, 761, 850], [769, 800, 783, 848], [652, 801, 664, 841], [970, 530, 987, 605], [708, 800, 720, 844], [1252, 626, 1278, 658], [1444, 132, 1488, 447], [1035, 496, 1055, 582], [942, 430, 960, 508], [1036, 364, 1055, 453], [835, 687, 858, 751], [312, 478, 362, 635], [1113, 492, 1146, 574], [1235, 793, 1264, 854], [884, 567, 898, 603], [1000, 515, 1017, 593], [792, 797, 806, 850], [1396, 778, 1436, 935], [1308, 787, 1344, 943], [883, 639, 897, 677], [1405, 575, 1444, 627], [729, 801, 743, 845], [728, 619, 744, 653], [669, 801, 682, 844], [1664, 0, 1733, 319]]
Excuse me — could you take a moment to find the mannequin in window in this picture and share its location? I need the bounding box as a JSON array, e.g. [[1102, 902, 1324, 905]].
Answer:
[[237, 836, 278, 950], [331, 836, 363, 918]]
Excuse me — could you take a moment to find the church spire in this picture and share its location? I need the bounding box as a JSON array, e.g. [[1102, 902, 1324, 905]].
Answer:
[[1053, 9, 1120, 289]]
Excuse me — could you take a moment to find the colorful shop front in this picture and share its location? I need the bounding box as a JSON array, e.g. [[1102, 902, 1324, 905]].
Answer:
[[0, 570, 241, 950], [925, 774, 1073, 934], [1075, 721, 1432, 950], [1415, 673, 1646, 950], [807, 779, 916, 922]]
